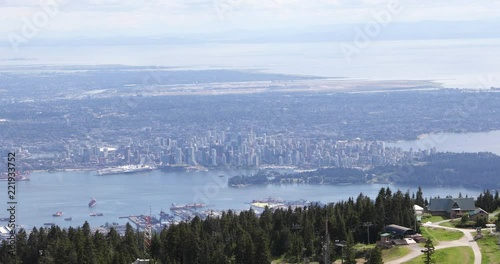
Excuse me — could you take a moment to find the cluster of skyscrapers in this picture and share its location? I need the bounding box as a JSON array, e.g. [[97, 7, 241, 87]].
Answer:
[[38, 129, 437, 170]]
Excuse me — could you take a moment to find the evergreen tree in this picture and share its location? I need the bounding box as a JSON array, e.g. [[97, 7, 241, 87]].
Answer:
[[495, 190, 500, 209], [476, 190, 498, 212], [461, 213, 469, 224], [475, 217, 487, 228], [234, 227, 255, 264], [26, 227, 41, 264], [253, 230, 271, 264], [343, 231, 356, 264], [150, 234, 162, 260], [16, 228, 29, 264], [415, 186, 425, 207], [422, 238, 435, 264], [366, 246, 383, 264]]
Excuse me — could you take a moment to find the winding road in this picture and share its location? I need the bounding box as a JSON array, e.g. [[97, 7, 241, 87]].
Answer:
[[386, 219, 482, 264]]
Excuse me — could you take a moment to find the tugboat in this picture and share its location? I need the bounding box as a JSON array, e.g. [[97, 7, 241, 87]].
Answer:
[[88, 198, 97, 207], [52, 212, 63, 217]]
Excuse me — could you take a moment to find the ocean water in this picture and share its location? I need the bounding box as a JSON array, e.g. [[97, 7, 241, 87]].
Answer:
[[387, 130, 500, 155], [1, 38, 500, 88], [1, 169, 482, 230]]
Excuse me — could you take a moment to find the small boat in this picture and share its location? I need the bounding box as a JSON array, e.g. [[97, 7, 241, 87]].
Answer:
[[64, 217, 72, 221], [88, 198, 97, 207], [43, 223, 55, 226], [219, 175, 225, 177], [90, 213, 103, 217], [52, 212, 63, 217]]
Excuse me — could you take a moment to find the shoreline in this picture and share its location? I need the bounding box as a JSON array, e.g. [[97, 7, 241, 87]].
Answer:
[[31, 168, 95, 173]]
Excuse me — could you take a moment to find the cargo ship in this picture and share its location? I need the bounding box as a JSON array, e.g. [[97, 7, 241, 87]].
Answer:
[[251, 197, 284, 204], [96, 164, 154, 176], [170, 203, 205, 211], [250, 197, 285, 209], [88, 198, 97, 207]]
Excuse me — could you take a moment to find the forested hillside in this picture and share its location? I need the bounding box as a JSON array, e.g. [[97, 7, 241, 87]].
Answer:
[[0, 187, 417, 264], [231, 152, 500, 189], [377, 152, 500, 188]]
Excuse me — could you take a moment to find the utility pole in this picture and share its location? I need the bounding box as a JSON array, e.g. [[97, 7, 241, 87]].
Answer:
[[334, 240, 346, 264], [363, 222, 373, 244]]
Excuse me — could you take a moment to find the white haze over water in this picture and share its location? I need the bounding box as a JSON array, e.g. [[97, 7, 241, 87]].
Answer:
[[2, 38, 500, 89], [387, 130, 500, 155], [1, 0, 499, 89]]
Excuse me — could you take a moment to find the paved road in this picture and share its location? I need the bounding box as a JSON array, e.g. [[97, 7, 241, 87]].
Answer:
[[427, 221, 482, 264], [386, 220, 481, 264]]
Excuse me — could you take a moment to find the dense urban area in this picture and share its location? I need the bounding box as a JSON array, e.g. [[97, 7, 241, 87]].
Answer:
[[1, 66, 500, 263], [1, 67, 500, 186]]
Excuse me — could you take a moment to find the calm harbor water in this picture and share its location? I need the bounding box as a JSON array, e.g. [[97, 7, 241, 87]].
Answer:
[[387, 130, 500, 155], [1, 169, 482, 230]]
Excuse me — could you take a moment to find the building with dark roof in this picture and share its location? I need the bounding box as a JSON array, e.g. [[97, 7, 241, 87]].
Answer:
[[384, 224, 415, 238], [469, 208, 489, 222], [427, 197, 475, 218]]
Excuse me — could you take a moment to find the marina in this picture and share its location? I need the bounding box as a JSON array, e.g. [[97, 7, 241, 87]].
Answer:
[[125, 198, 316, 232]]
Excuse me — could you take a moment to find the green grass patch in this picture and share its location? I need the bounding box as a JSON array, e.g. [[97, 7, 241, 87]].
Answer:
[[420, 226, 464, 243], [491, 208, 500, 216], [421, 214, 448, 223], [402, 246, 474, 264], [476, 233, 500, 264], [272, 261, 320, 264], [438, 221, 455, 227], [382, 246, 411, 262], [353, 243, 375, 251], [271, 258, 320, 264]]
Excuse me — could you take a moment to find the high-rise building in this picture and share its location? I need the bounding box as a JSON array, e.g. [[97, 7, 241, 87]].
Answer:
[[175, 147, 183, 164], [211, 148, 217, 166]]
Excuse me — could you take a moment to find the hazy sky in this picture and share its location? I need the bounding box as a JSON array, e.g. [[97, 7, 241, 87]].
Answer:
[[1, 0, 500, 38]]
